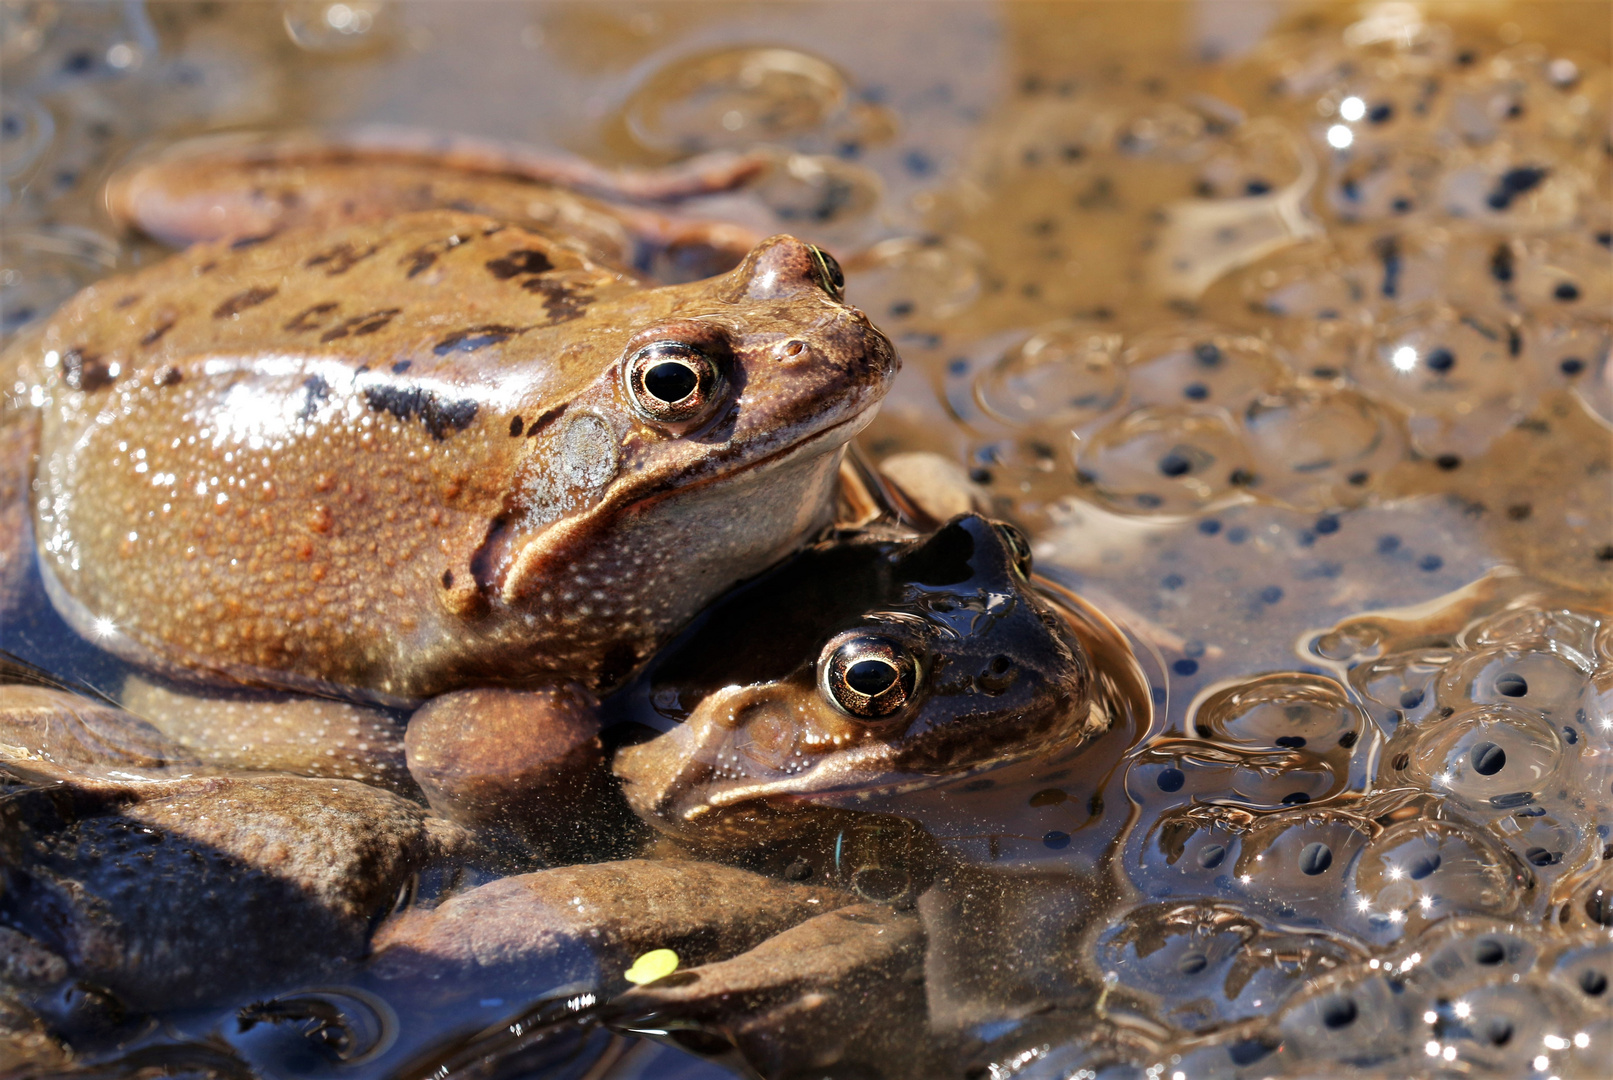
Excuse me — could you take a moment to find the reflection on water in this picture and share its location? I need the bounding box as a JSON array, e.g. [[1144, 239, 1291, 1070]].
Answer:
[[0, 2, 1609, 1078]]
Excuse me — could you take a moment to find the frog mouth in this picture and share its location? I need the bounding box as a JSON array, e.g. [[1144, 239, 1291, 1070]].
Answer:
[[674, 698, 1111, 819]]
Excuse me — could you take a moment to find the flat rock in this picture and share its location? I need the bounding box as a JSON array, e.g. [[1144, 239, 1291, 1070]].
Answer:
[[369, 859, 849, 999], [0, 685, 198, 780], [616, 903, 935, 1079], [0, 772, 472, 1010]]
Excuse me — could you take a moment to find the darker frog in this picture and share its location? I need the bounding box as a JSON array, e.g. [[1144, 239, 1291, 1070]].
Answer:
[[610, 513, 1106, 836]]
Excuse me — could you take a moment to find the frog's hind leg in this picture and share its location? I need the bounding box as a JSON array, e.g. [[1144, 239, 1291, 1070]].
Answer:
[[106, 127, 766, 279]]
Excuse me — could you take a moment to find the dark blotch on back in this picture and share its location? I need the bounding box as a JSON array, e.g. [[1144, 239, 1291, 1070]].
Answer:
[[230, 232, 276, 250], [523, 279, 593, 324], [284, 302, 339, 333], [305, 241, 380, 276], [139, 319, 176, 347], [212, 286, 278, 320], [433, 324, 526, 355], [62, 349, 113, 392], [485, 249, 554, 279], [319, 308, 401, 343], [363, 382, 478, 439]]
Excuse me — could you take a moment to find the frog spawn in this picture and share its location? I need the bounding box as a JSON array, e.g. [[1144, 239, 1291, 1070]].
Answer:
[[1096, 595, 1612, 1075]]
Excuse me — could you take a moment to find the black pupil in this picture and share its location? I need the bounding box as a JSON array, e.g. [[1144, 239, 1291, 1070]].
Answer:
[[845, 658, 898, 696], [644, 360, 699, 403]]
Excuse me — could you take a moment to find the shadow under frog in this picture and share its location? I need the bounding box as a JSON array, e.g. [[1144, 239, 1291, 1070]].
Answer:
[[6, 134, 896, 709]]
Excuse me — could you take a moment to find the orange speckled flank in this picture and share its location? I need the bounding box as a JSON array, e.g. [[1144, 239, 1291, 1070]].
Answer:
[[20, 208, 895, 702]]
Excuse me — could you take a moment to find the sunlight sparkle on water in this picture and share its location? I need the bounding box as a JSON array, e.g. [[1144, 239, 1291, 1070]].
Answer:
[[1392, 346, 1419, 371], [1326, 124, 1354, 148], [1339, 96, 1367, 121], [92, 616, 117, 638]]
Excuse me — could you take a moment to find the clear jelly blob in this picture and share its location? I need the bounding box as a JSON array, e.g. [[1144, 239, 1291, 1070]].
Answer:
[[1391, 703, 1568, 810], [1348, 647, 1456, 737], [1274, 967, 1426, 1071], [1190, 672, 1364, 754], [1407, 919, 1542, 994], [1133, 806, 1250, 900], [1347, 817, 1526, 944], [1321, 141, 1442, 223], [1128, 741, 1345, 814], [1191, 121, 1307, 201], [1459, 605, 1601, 667], [1353, 304, 1539, 458], [1231, 810, 1374, 921], [1436, 644, 1592, 722], [1439, 145, 1585, 230], [1122, 329, 1289, 413], [0, 94, 53, 187], [1075, 407, 1254, 514], [0, 226, 118, 341], [624, 46, 848, 154], [845, 234, 983, 324], [1240, 385, 1403, 509], [1508, 233, 1613, 316], [974, 322, 1126, 429], [1544, 940, 1613, 1017], [749, 152, 881, 226], [1095, 901, 1360, 1033], [1419, 981, 1585, 1077]]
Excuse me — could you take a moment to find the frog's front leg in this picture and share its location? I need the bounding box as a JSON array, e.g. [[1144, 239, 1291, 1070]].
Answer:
[[106, 128, 766, 277], [405, 686, 631, 859]]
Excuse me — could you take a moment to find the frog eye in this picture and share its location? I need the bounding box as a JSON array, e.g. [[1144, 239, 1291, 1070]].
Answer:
[[994, 522, 1034, 579], [625, 341, 724, 426], [809, 246, 845, 299], [819, 632, 919, 720]]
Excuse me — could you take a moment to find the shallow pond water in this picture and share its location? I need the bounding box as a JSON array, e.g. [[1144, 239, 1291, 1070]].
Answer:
[[0, 2, 1610, 1078]]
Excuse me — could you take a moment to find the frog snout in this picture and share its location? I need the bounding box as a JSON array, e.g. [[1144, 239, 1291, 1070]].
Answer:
[[733, 234, 847, 302]]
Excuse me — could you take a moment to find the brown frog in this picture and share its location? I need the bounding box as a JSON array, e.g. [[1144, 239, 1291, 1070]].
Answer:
[[6, 133, 897, 705], [609, 513, 1108, 837]]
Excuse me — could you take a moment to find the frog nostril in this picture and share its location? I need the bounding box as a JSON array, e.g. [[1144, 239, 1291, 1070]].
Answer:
[[780, 339, 808, 360], [990, 655, 1013, 675]]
